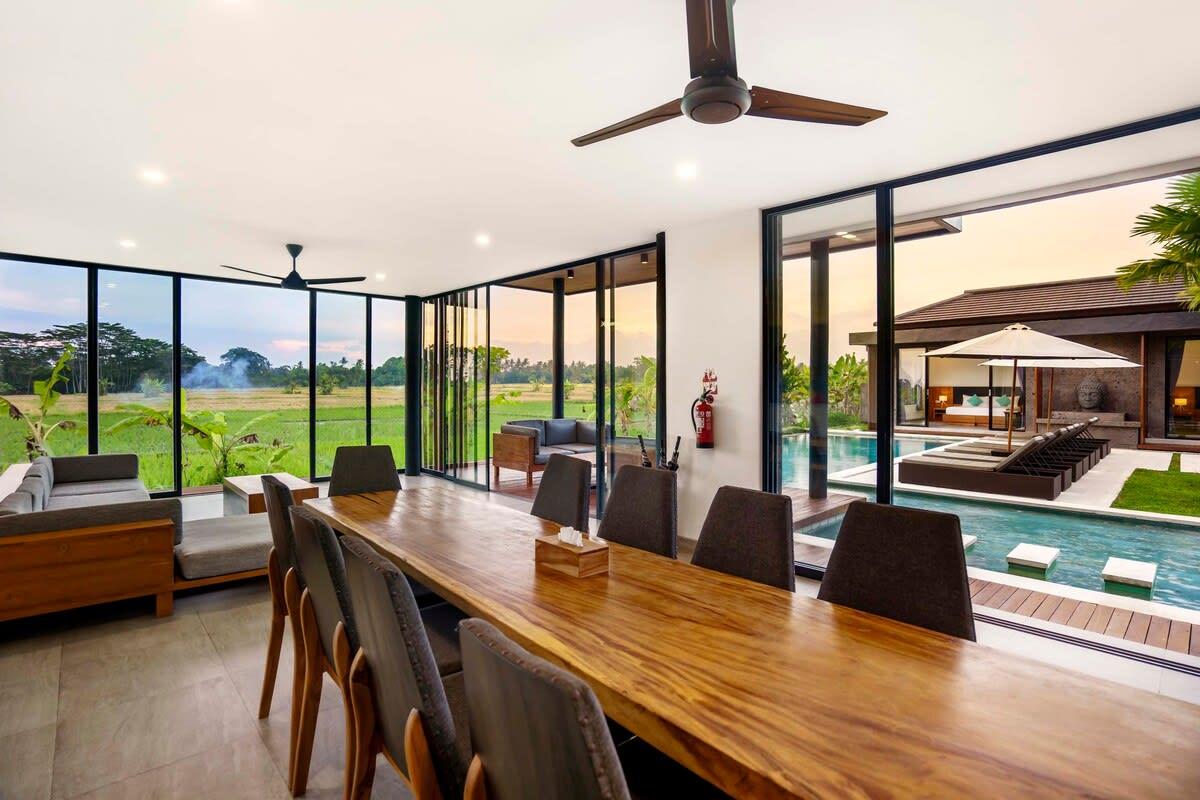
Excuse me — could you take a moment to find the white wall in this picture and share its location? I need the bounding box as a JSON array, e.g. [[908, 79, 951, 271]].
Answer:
[[665, 211, 762, 541]]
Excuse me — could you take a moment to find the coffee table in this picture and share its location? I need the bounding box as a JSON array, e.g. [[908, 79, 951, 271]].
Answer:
[[222, 472, 318, 515]]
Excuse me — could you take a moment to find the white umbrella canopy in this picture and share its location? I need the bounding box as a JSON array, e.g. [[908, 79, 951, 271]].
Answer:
[[919, 323, 1130, 450]]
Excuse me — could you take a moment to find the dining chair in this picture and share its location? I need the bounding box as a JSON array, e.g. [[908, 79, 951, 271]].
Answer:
[[258, 475, 309, 788], [691, 486, 795, 591], [595, 465, 677, 558], [339, 534, 470, 800], [530, 453, 591, 531], [289, 506, 362, 796], [328, 445, 402, 497], [459, 618, 632, 800], [817, 501, 976, 641]]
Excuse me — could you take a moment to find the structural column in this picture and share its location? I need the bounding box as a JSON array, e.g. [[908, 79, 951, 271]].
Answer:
[[809, 239, 829, 499], [404, 296, 422, 476], [552, 277, 565, 419]]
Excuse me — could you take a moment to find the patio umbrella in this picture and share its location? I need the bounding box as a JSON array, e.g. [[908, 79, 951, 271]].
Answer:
[[980, 357, 1140, 433], [921, 323, 1127, 451]]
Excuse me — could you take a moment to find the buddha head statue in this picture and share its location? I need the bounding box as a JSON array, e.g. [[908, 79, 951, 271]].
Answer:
[[1076, 374, 1105, 410]]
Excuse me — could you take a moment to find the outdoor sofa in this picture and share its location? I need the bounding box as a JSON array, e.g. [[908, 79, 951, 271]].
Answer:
[[492, 418, 597, 487], [0, 454, 272, 621]]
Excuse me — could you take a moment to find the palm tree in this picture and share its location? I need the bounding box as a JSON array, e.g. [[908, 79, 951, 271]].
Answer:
[[1116, 171, 1200, 310]]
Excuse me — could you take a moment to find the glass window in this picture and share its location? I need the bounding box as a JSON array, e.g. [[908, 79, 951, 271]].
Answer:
[[180, 279, 310, 488], [316, 293, 367, 477], [98, 271, 174, 490], [370, 298, 406, 469], [896, 347, 927, 427], [1166, 337, 1200, 439], [0, 259, 88, 470]]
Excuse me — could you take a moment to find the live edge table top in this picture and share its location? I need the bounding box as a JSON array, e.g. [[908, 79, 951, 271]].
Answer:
[[305, 487, 1200, 799]]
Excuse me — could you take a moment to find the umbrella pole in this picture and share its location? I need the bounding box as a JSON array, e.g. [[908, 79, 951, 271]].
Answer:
[[1007, 357, 1018, 452], [1046, 370, 1054, 433]]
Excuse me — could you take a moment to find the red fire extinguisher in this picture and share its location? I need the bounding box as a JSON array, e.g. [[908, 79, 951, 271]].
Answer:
[[691, 370, 718, 449]]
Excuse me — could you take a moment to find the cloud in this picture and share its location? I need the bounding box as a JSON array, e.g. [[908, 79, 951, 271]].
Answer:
[[272, 338, 308, 352]]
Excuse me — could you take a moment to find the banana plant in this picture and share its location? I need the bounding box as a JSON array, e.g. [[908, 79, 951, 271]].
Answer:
[[106, 389, 291, 482], [0, 345, 80, 459]]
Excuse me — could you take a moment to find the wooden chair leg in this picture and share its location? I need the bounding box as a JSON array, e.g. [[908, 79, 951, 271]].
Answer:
[[284, 568, 306, 787], [154, 591, 173, 617], [525, 470, 533, 488], [347, 651, 378, 800], [333, 625, 357, 800], [258, 550, 287, 719], [464, 755, 487, 800], [291, 589, 324, 796], [404, 708, 443, 800]]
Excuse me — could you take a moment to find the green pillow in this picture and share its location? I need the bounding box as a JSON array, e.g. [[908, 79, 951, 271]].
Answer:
[[995, 395, 1011, 408], [966, 394, 983, 407]]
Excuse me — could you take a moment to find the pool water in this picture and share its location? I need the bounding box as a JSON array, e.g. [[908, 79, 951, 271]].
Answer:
[[782, 432, 945, 487], [784, 433, 1200, 612]]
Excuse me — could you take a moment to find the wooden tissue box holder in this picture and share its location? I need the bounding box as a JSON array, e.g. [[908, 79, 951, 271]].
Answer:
[[534, 534, 609, 578]]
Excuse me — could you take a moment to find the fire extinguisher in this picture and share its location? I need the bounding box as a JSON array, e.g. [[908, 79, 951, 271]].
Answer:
[[691, 370, 718, 449]]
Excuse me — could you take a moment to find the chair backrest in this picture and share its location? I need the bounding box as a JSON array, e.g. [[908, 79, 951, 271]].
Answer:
[[995, 434, 1046, 471], [531, 454, 590, 531], [817, 502, 976, 641], [596, 465, 676, 558], [459, 618, 631, 800], [691, 486, 795, 591], [339, 534, 466, 798], [261, 474, 298, 573], [289, 506, 360, 658], [328, 445, 402, 497]]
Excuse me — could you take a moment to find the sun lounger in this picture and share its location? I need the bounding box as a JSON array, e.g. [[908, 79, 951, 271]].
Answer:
[[898, 435, 1065, 500]]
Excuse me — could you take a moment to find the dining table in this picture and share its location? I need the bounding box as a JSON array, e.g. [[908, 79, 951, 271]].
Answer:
[[304, 486, 1200, 799]]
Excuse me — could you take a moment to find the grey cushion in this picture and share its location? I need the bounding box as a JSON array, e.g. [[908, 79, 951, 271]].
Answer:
[[290, 506, 360, 658], [33, 455, 54, 486], [328, 445, 402, 496], [0, 497, 182, 543], [174, 514, 273, 580], [506, 420, 545, 447], [17, 476, 46, 511], [49, 478, 146, 497], [533, 451, 552, 465], [51, 453, 139, 484], [551, 442, 594, 455], [575, 421, 597, 446], [0, 490, 33, 516], [27, 462, 51, 500], [545, 418, 578, 446], [45, 489, 151, 511]]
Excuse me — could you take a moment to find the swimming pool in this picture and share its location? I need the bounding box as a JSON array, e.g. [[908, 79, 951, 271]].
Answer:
[[781, 432, 946, 487], [784, 433, 1200, 612]]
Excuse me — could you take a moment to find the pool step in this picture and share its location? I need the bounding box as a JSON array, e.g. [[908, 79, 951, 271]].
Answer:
[[1102, 557, 1157, 589], [1006, 543, 1060, 571], [962, 534, 977, 549]]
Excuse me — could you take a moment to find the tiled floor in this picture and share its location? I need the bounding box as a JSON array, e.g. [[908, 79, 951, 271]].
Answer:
[[3, 475, 1198, 800]]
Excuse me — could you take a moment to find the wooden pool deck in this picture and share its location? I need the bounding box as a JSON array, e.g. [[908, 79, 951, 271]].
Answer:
[[782, 487, 861, 529]]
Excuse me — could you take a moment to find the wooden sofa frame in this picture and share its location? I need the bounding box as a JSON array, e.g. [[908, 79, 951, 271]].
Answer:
[[493, 431, 543, 487]]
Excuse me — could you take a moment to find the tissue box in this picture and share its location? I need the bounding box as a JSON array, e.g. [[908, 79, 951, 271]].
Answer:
[[535, 534, 609, 578]]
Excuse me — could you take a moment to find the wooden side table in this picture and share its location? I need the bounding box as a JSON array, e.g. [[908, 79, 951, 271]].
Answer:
[[222, 472, 318, 515]]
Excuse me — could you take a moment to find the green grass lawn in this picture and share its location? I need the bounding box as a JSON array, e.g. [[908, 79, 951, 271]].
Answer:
[[1112, 453, 1200, 517]]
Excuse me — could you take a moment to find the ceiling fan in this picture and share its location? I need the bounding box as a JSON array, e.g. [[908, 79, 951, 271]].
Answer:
[[572, 0, 886, 147], [221, 243, 365, 289]]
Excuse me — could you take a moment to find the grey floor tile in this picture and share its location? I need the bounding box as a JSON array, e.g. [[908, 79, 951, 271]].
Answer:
[[0, 722, 55, 800], [0, 668, 58, 738], [0, 642, 60, 689]]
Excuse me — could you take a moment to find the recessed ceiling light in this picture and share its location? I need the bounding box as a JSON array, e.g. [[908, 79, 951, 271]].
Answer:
[[474, 233, 491, 248], [835, 231, 849, 236], [118, 239, 137, 249], [374, 272, 387, 281], [842, 233, 858, 240], [567, 269, 575, 280], [640, 252, 649, 265], [675, 162, 698, 180], [139, 167, 167, 184]]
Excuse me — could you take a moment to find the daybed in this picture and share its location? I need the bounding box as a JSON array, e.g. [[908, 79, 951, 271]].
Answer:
[[492, 418, 597, 487]]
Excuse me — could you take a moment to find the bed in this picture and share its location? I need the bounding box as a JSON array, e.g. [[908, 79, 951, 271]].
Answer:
[[942, 404, 1007, 426]]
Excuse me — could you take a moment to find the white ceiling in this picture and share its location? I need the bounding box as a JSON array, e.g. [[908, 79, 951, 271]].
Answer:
[[2, 1, 1198, 297]]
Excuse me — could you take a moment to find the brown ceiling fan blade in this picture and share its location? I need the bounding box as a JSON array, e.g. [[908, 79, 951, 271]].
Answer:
[[571, 99, 683, 147], [221, 264, 285, 281], [686, 0, 737, 78], [747, 86, 887, 126], [305, 276, 366, 285]]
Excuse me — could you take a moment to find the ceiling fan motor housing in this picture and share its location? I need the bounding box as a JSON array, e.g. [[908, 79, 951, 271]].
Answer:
[[681, 75, 751, 124]]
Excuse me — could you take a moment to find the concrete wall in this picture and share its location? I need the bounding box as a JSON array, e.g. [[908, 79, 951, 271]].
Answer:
[[665, 211, 761, 541]]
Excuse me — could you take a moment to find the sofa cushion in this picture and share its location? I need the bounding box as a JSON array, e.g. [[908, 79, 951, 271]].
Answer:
[[575, 421, 597, 446], [0, 497, 182, 543], [551, 442, 595, 455], [544, 418, 578, 446], [503, 421, 544, 447], [533, 451, 553, 465], [51, 454, 139, 484], [175, 515, 272, 580], [33, 455, 54, 488], [45, 489, 152, 511], [50, 478, 147, 498], [0, 490, 33, 516], [26, 463, 52, 505], [17, 476, 46, 511]]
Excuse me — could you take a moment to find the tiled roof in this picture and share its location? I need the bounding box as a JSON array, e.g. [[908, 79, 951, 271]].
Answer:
[[895, 275, 1190, 328]]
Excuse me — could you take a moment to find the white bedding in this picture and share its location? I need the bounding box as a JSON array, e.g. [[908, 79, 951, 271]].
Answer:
[[945, 404, 1005, 417]]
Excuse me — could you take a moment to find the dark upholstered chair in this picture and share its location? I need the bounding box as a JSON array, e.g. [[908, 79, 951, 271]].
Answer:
[[531, 454, 591, 531], [596, 466, 677, 558], [339, 535, 470, 800], [256, 476, 305, 784], [691, 486, 795, 591], [817, 502, 976, 641], [288, 506, 361, 795], [460, 618, 632, 800], [328, 444, 402, 497]]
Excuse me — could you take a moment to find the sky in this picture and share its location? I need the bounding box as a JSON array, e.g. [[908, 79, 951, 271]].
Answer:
[[782, 174, 1178, 361]]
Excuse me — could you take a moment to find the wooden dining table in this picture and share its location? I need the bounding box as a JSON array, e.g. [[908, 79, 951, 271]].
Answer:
[[305, 486, 1200, 799]]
